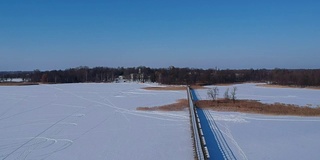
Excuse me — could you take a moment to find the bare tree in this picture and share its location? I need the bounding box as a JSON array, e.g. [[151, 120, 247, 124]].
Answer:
[[41, 74, 48, 83], [207, 88, 214, 101], [231, 86, 237, 103], [207, 87, 219, 102], [224, 88, 230, 100]]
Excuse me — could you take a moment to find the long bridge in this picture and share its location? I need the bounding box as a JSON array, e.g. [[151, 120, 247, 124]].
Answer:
[[187, 86, 236, 160]]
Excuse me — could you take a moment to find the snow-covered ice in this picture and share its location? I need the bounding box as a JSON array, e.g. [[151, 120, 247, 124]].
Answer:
[[194, 83, 320, 160], [0, 83, 193, 160], [2, 82, 320, 160], [204, 111, 320, 160]]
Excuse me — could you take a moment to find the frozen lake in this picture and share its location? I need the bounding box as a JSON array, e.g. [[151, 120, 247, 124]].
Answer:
[[203, 110, 320, 160], [1, 82, 320, 160], [0, 83, 193, 160], [194, 83, 320, 160]]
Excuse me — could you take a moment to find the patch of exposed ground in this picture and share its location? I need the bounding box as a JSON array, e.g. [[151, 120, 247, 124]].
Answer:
[[0, 82, 39, 86], [143, 85, 206, 91], [196, 99, 320, 116], [257, 84, 320, 90], [137, 99, 189, 111]]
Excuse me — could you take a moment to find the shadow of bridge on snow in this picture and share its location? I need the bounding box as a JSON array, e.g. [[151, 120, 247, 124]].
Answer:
[[190, 89, 237, 160]]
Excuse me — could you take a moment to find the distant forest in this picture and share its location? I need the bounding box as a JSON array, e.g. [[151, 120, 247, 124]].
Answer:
[[1, 66, 320, 87]]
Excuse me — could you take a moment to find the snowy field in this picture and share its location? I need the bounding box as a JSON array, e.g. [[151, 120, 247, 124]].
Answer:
[[195, 83, 320, 160], [0, 83, 193, 160]]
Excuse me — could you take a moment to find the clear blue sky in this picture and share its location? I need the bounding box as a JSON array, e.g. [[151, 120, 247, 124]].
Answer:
[[1, 0, 319, 71]]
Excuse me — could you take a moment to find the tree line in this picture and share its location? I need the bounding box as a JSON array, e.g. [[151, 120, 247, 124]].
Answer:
[[1, 67, 320, 87]]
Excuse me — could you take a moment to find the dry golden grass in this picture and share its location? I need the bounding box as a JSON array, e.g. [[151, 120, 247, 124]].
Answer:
[[196, 99, 320, 116], [137, 99, 189, 111], [0, 82, 39, 86], [143, 85, 206, 91]]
